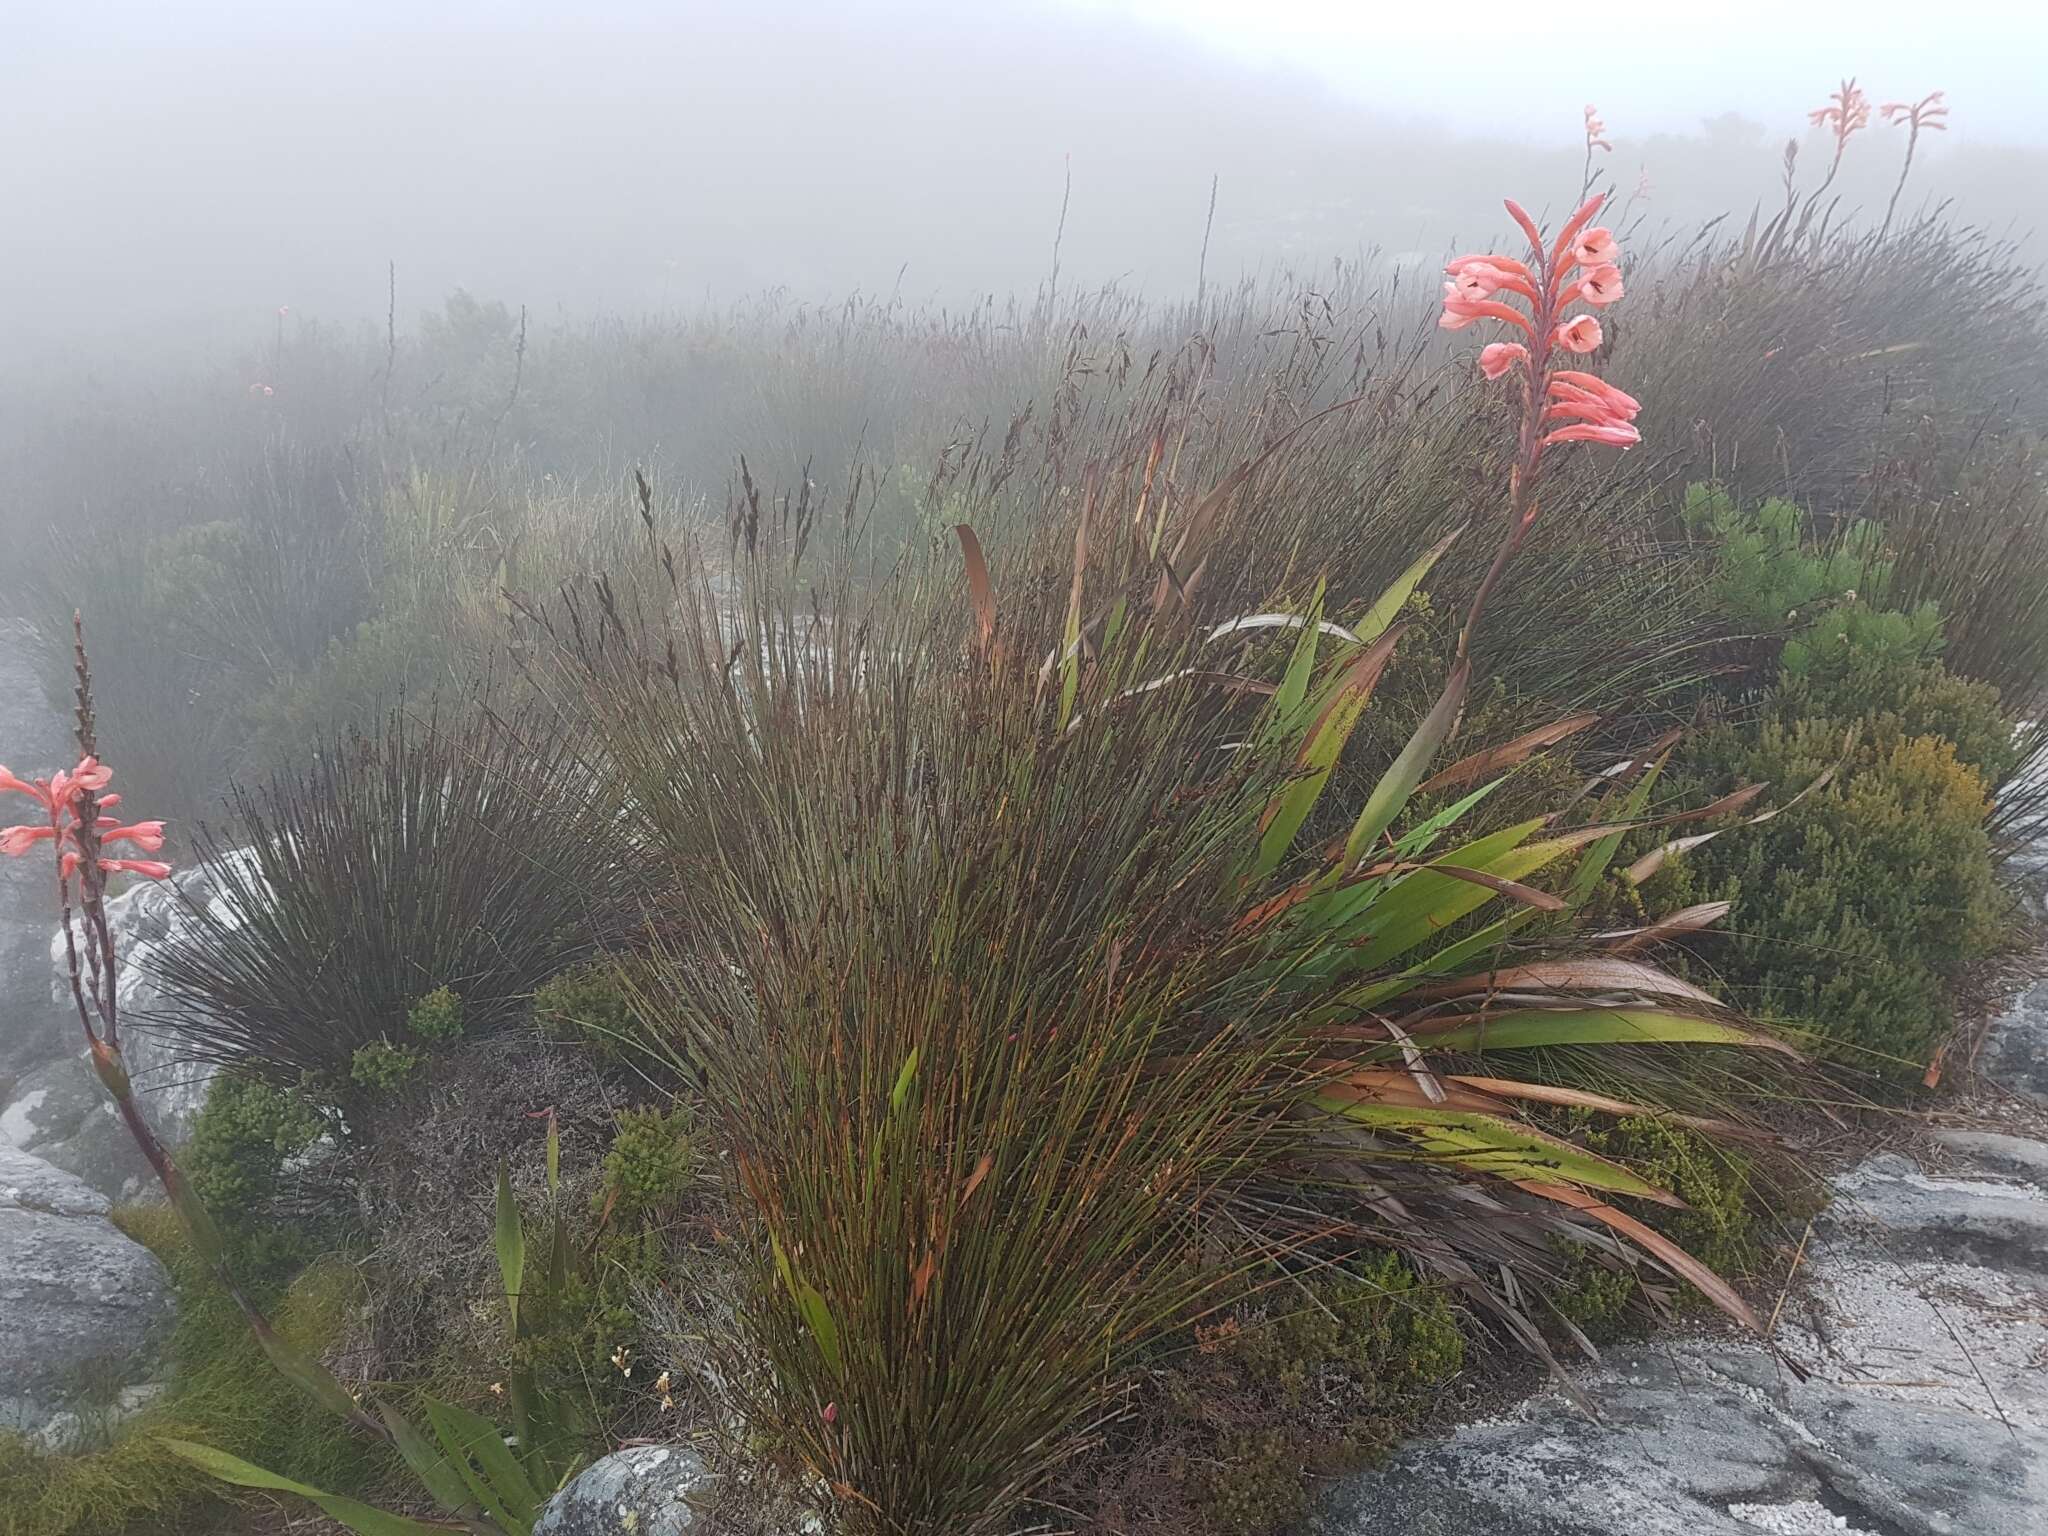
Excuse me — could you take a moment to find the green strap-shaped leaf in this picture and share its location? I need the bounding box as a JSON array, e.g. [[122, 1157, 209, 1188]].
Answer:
[[1312, 1101, 1674, 1200], [1567, 751, 1668, 905], [1254, 626, 1404, 878], [425, 1396, 542, 1533], [1352, 524, 1463, 645], [1413, 1007, 1798, 1057], [1284, 816, 1547, 961], [495, 1163, 525, 1340], [798, 1281, 844, 1377], [890, 1047, 921, 1115], [1336, 660, 1470, 876], [376, 1400, 479, 1519], [158, 1440, 446, 1536]]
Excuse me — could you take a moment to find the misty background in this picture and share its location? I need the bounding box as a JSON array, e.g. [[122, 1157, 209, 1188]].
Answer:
[[5, 0, 2043, 369]]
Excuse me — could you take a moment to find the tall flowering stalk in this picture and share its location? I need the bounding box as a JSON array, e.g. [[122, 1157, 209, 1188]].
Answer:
[[1580, 103, 1611, 194], [1437, 191, 1639, 659], [3, 615, 394, 1445], [1879, 90, 1948, 237]]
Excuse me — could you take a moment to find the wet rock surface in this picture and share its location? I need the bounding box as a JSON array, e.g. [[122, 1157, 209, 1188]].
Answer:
[[531, 1445, 719, 1536], [1320, 967, 2048, 1536], [0, 1143, 174, 1441]]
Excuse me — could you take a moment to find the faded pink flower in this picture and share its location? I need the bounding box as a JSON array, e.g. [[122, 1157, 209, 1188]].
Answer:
[[99, 858, 172, 881], [0, 824, 55, 857], [1554, 315, 1603, 354], [1577, 265, 1624, 306], [100, 820, 167, 853], [1478, 342, 1528, 380], [1571, 227, 1619, 268], [1541, 421, 1640, 448]]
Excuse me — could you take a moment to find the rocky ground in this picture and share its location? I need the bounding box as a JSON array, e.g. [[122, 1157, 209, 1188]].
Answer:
[[1316, 961, 2048, 1536]]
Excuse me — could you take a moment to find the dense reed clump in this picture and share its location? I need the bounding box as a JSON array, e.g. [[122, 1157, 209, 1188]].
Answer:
[[145, 705, 628, 1084], [531, 192, 1818, 1536]]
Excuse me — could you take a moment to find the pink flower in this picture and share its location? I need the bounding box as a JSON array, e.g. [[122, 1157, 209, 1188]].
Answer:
[[71, 757, 112, 795], [1541, 421, 1640, 448], [0, 824, 56, 857], [1577, 265, 1624, 306], [1549, 371, 1640, 417], [101, 820, 167, 853], [1554, 315, 1603, 354], [0, 765, 48, 803], [822, 1402, 839, 1425], [1439, 285, 1535, 335], [1447, 252, 1533, 282], [1572, 227, 1618, 268], [1478, 342, 1528, 380], [99, 858, 172, 881]]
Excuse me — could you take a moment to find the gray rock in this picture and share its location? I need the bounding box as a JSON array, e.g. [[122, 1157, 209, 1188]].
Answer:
[[1827, 1152, 2048, 1274], [532, 1445, 718, 1536], [1317, 1337, 2046, 1536], [1980, 977, 2048, 1103], [0, 1144, 174, 1440], [1931, 1129, 2048, 1186]]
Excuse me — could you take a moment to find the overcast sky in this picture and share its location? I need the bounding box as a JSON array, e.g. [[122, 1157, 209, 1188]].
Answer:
[[5, 1, 2041, 361]]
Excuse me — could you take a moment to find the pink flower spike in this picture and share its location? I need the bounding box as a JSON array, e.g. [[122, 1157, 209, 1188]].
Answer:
[[1541, 421, 1640, 448], [1554, 315, 1604, 354], [1478, 342, 1528, 380], [1578, 265, 1624, 306], [99, 858, 173, 881], [0, 824, 57, 857]]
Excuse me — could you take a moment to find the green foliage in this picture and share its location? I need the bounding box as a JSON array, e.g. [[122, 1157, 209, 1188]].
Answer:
[[1552, 1117, 1763, 1338], [1668, 720, 2004, 1068], [182, 1074, 327, 1276], [600, 1107, 694, 1222], [407, 987, 467, 1042], [1129, 1255, 1464, 1536], [0, 1209, 374, 1536], [1682, 482, 1894, 632], [533, 962, 640, 1060], [350, 1038, 425, 1091]]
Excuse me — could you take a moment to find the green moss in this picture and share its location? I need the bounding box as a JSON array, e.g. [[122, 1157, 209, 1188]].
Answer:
[[0, 1209, 376, 1536], [349, 1037, 424, 1091], [1151, 1254, 1465, 1536]]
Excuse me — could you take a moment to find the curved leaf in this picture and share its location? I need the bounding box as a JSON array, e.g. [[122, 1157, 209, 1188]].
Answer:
[[1353, 524, 1464, 644], [1337, 660, 1471, 874], [1417, 712, 1600, 796], [1517, 1180, 1763, 1332], [158, 1440, 445, 1536], [1414, 1007, 1801, 1058]]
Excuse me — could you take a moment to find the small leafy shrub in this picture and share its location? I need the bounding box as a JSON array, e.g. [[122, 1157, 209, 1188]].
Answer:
[[1552, 1116, 1765, 1338], [349, 1038, 424, 1091], [1051, 1254, 1464, 1536], [1682, 482, 1895, 633], [534, 961, 642, 1060], [406, 985, 466, 1041], [601, 1106, 695, 1219], [182, 1074, 328, 1277], [1666, 721, 2004, 1067]]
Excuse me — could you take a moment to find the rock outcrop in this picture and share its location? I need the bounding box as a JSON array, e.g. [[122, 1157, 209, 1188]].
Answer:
[[0, 1142, 174, 1443]]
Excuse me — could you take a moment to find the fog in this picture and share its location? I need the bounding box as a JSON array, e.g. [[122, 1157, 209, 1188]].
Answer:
[[6, 0, 2043, 367]]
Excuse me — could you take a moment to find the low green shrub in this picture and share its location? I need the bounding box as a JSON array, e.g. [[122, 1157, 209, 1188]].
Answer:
[[1050, 1253, 1464, 1536], [0, 1208, 374, 1536], [348, 1038, 424, 1091], [406, 985, 467, 1042], [534, 961, 643, 1060], [181, 1074, 328, 1277]]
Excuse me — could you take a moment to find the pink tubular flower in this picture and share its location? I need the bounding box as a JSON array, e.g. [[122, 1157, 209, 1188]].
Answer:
[[1571, 227, 1619, 268], [1478, 342, 1528, 380], [0, 765, 49, 804], [1541, 421, 1640, 448], [71, 757, 112, 795], [1554, 314, 1603, 353], [0, 824, 56, 857], [100, 820, 167, 853], [1577, 264, 1624, 306], [99, 858, 172, 881]]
